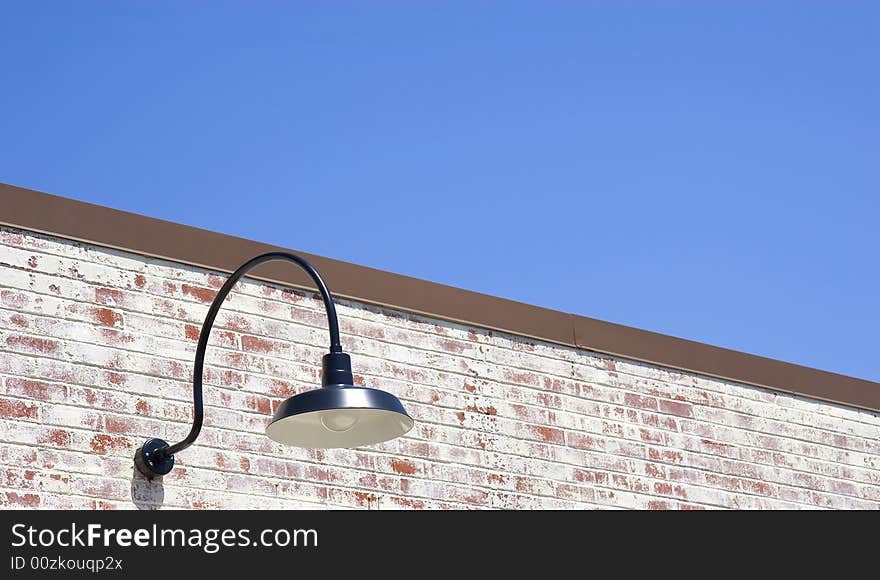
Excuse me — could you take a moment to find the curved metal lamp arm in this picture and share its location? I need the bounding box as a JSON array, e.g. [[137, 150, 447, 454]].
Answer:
[[136, 252, 344, 476], [168, 251, 342, 457]]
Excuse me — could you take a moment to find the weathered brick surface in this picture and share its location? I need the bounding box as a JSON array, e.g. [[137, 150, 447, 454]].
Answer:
[[0, 226, 878, 510]]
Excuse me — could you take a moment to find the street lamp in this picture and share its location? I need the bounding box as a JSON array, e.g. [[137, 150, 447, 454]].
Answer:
[[134, 252, 414, 479]]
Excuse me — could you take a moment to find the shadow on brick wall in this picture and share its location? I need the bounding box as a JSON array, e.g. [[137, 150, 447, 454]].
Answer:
[[130, 469, 165, 510]]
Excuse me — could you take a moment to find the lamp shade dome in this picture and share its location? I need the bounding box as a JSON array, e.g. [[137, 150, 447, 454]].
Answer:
[[266, 386, 414, 448]]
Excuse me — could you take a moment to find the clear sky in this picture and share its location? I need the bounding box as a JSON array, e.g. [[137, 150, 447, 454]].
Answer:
[[1, 2, 877, 382]]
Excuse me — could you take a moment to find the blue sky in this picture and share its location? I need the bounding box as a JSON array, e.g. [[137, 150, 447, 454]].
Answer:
[[1, 2, 877, 381]]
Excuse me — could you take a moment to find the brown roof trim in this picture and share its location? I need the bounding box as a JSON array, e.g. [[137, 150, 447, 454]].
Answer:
[[2, 182, 877, 412]]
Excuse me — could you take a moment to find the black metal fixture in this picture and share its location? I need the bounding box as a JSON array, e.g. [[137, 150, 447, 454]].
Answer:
[[134, 252, 414, 479]]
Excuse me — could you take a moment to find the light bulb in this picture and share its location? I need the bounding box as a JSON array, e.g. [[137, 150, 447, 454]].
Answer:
[[321, 412, 359, 433]]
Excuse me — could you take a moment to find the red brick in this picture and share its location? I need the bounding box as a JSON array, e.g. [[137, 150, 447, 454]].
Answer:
[[9, 314, 28, 327], [503, 369, 540, 387], [4, 378, 63, 400], [654, 482, 674, 495], [241, 336, 275, 354], [648, 448, 684, 464], [182, 284, 217, 303], [245, 395, 272, 415], [0, 398, 38, 419], [106, 372, 126, 386], [185, 324, 200, 340], [95, 287, 125, 306], [438, 339, 468, 354], [93, 307, 123, 327], [39, 429, 70, 447], [0, 289, 27, 308], [624, 393, 658, 411], [5, 335, 60, 354], [527, 424, 565, 444], [390, 459, 418, 475], [568, 432, 600, 450], [639, 428, 663, 444], [466, 403, 497, 416], [742, 480, 774, 497], [659, 399, 693, 417], [90, 434, 129, 454], [2, 491, 40, 508], [701, 439, 735, 454], [103, 416, 136, 434]]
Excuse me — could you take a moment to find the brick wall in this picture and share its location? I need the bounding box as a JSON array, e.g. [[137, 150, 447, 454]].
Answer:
[[0, 225, 878, 510]]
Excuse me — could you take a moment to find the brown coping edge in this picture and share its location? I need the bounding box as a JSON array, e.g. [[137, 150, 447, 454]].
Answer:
[[1, 182, 878, 412]]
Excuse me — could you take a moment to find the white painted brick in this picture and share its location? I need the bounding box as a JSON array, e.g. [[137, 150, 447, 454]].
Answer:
[[0, 226, 878, 510]]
